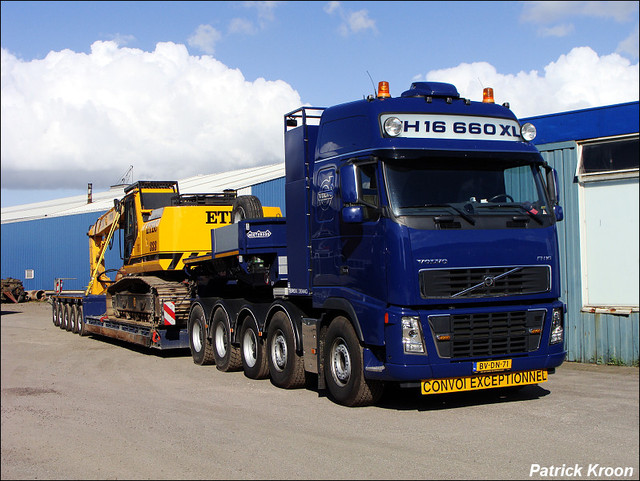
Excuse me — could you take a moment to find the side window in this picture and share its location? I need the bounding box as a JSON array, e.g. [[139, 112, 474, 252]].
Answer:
[[358, 163, 379, 207]]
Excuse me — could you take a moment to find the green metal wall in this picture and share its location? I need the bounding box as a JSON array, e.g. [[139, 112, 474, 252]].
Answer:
[[539, 141, 639, 366]]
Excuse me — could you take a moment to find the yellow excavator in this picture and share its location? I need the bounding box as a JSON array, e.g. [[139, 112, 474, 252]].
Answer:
[[51, 180, 281, 347]]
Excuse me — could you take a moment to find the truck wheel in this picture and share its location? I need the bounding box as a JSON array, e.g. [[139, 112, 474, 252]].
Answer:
[[323, 316, 383, 407], [241, 318, 269, 379], [189, 304, 215, 365], [58, 302, 66, 329], [52, 299, 60, 326], [70, 304, 78, 333], [232, 195, 263, 222], [77, 305, 87, 336], [212, 309, 242, 371], [64, 304, 73, 332], [267, 311, 305, 389]]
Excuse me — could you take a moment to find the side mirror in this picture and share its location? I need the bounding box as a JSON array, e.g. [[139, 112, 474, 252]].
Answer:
[[554, 205, 564, 222], [341, 164, 359, 204], [342, 206, 365, 223], [545, 167, 560, 205]]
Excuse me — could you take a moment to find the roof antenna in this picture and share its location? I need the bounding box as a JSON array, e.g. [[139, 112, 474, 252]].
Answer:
[[366, 71, 377, 99]]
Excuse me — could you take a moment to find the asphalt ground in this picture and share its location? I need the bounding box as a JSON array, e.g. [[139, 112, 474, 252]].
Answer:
[[1, 301, 638, 480]]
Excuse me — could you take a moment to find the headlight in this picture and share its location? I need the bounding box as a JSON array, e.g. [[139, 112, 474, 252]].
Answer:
[[521, 122, 537, 141], [550, 308, 563, 345], [384, 117, 403, 137], [402, 316, 426, 354]]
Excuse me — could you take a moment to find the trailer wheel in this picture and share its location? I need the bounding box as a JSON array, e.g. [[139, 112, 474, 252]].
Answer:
[[64, 304, 73, 332], [267, 311, 305, 389], [52, 299, 60, 326], [189, 304, 215, 365], [323, 316, 383, 407], [212, 309, 242, 371], [241, 318, 269, 379], [63, 304, 73, 332], [59, 303, 67, 330], [232, 195, 263, 222], [77, 305, 87, 336], [58, 302, 66, 329], [70, 304, 78, 333]]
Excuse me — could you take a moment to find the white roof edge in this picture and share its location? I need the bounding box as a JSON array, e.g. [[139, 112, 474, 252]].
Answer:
[[1, 162, 285, 224]]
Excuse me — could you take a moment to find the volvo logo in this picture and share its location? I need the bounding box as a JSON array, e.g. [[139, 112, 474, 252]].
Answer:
[[483, 276, 496, 287]]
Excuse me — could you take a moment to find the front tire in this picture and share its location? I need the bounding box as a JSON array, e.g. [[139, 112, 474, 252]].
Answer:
[[212, 308, 242, 372], [241, 318, 269, 379], [189, 304, 215, 365], [323, 316, 383, 407], [267, 311, 305, 389]]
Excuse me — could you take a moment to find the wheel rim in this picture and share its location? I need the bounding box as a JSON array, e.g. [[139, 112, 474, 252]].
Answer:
[[233, 207, 245, 223], [330, 337, 351, 387], [215, 323, 227, 357], [192, 321, 203, 352], [270, 330, 287, 372], [243, 328, 258, 368]]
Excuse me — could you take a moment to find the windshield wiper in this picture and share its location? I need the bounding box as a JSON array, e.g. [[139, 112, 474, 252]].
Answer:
[[480, 201, 544, 225], [417, 203, 476, 225]]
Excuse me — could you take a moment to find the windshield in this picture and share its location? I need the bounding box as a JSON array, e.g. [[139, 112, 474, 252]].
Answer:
[[384, 157, 552, 220]]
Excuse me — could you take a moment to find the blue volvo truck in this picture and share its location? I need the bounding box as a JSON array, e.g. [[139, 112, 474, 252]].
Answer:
[[182, 81, 567, 406]]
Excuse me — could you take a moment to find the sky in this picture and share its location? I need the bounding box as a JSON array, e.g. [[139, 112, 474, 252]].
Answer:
[[1, 1, 638, 208]]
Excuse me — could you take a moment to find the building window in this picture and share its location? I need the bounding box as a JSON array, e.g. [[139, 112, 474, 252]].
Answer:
[[578, 135, 639, 310], [579, 136, 639, 180]]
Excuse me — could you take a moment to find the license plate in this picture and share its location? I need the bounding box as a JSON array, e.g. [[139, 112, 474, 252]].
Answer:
[[473, 358, 512, 373], [421, 369, 548, 395]]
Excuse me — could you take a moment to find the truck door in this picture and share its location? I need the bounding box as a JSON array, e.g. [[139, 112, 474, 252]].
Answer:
[[340, 162, 386, 301]]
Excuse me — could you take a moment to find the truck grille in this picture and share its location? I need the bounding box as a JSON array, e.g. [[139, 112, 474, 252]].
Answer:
[[420, 265, 550, 299], [428, 310, 545, 359]]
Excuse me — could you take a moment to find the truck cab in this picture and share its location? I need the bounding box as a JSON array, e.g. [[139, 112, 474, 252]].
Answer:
[[284, 81, 566, 396]]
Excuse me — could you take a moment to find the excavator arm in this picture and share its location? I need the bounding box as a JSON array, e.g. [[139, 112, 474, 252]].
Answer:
[[86, 199, 123, 296]]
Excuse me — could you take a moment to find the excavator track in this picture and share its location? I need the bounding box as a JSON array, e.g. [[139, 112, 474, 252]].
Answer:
[[106, 275, 192, 327]]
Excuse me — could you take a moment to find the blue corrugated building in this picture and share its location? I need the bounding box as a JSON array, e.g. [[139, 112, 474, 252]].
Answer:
[[523, 101, 639, 366], [2, 103, 638, 365]]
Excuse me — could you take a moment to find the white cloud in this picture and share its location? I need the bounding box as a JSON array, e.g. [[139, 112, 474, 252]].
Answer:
[[521, 1, 638, 55], [324, 2, 377, 36], [521, 1, 638, 24], [324, 1, 340, 15], [187, 24, 222, 54], [538, 23, 575, 38], [229, 1, 280, 34], [346, 10, 377, 34], [416, 47, 639, 117], [229, 17, 257, 35], [617, 23, 640, 60], [0, 41, 302, 191]]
